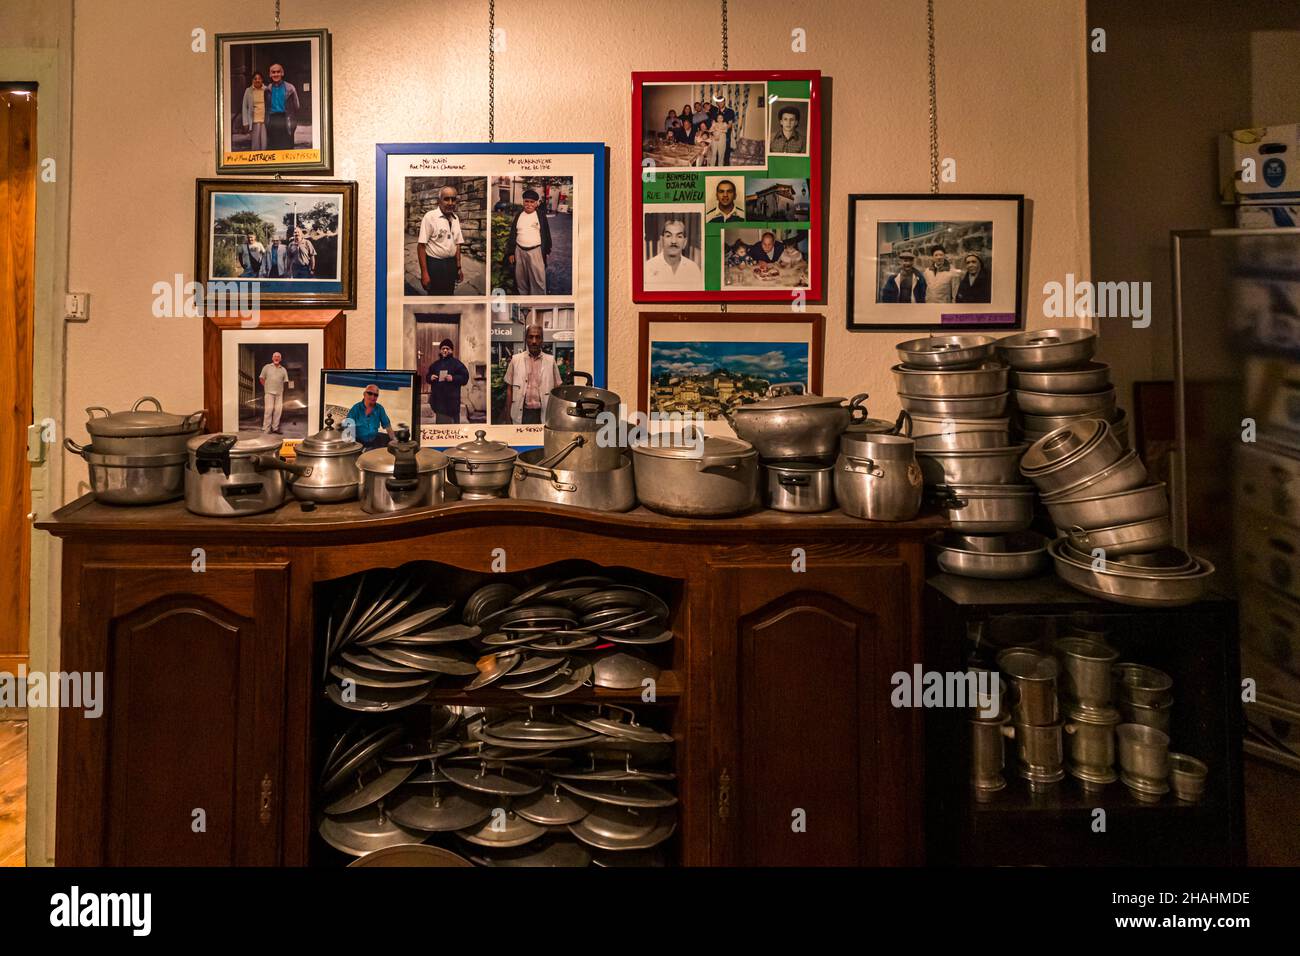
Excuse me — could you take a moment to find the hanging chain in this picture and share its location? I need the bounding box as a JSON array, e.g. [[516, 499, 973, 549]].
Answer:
[[488, 0, 496, 142], [927, 0, 939, 193], [274, 0, 281, 30], [720, 0, 729, 312]]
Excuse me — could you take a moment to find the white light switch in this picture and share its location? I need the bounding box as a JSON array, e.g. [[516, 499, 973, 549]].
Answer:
[[65, 292, 89, 322]]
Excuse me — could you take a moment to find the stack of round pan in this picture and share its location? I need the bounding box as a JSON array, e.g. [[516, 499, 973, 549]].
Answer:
[[1020, 419, 1213, 605], [997, 328, 1129, 448], [893, 335, 1041, 577]]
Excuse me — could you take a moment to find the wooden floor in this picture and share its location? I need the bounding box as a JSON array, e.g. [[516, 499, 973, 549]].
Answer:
[[0, 720, 25, 866]]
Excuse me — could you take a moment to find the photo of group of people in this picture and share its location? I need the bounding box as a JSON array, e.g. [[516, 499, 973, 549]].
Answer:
[[874, 221, 994, 305], [635, 72, 820, 301], [209, 191, 342, 282]]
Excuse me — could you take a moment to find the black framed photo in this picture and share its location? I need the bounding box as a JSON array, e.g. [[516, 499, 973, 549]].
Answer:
[[215, 28, 333, 174], [846, 193, 1024, 331], [195, 178, 357, 310], [320, 369, 420, 450]]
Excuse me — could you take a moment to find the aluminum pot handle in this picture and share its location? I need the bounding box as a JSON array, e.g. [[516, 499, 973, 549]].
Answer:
[[63, 436, 88, 457], [943, 494, 969, 509], [893, 409, 913, 437], [1068, 525, 1091, 547], [567, 396, 605, 419], [385, 476, 420, 493], [768, 382, 803, 398], [182, 409, 208, 430], [513, 460, 578, 493], [843, 457, 884, 478], [250, 455, 313, 480], [847, 393, 870, 423], [536, 435, 584, 470], [698, 455, 740, 471], [84, 406, 112, 420], [132, 396, 163, 412], [778, 474, 811, 488], [571, 371, 593, 386]]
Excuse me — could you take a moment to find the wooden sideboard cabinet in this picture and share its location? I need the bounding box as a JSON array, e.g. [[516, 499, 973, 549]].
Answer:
[[39, 496, 943, 866]]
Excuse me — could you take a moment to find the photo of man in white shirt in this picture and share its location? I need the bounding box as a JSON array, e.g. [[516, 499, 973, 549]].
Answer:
[[644, 214, 704, 290], [259, 351, 290, 433]]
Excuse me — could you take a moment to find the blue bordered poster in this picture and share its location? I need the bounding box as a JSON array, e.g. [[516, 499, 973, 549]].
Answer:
[[376, 142, 606, 449]]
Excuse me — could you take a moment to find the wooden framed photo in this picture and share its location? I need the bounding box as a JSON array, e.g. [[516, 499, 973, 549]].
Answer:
[[632, 70, 823, 304], [320, 369, 421, 450], [375, 142, 606, 449], [202, 309, 345, 440], [195, 178, 357, 310], [215, 28, 333, 174], [637, 312, 825, 435], [846, 193, 1025, 331]]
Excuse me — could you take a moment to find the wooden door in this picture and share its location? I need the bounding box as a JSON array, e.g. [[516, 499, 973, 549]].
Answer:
[[709, 562, 922, 866], [56, 562, 289, 865], [0, 86, 37, 672]]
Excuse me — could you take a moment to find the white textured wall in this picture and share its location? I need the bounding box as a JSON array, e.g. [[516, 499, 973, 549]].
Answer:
[[62, 0, 1089, 500]]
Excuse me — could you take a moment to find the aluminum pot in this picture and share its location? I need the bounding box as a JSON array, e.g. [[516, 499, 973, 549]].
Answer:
[[1014, 386, 1116, 418], [834, 433, 923, 521], [1020, 409, 1106, 434], [996, 328, 1097, 370], [1020, 419, 1125, 495], [1013, 722, 1066, 789], [932, 531, 1048, 579], [896, 334, 997, 369], [1114, 663, 1173, 707], [64, 437, 186, 505], [510, 449, 637, 512], [1064, 704, 1119, 788], [1120, 697, 1173, 734], [726, 390, 861, 462], [1040, 449, 1148, 501], [1168, 753, 1208, 803], [85, 395, 206, 457], [933, 483, 1036, 532], [1053, 636, 1119, 707], [1010, 361, 1111, 394], [1049, 539, 1215, 607], [357, 428, 449, 514], [1045, 482, 1169, 530], [446, 430, 518, 499], [544, 373, 624, 472], [762, 461, 835, 513], [917, 444, 1027, 486], [184, 432, 312, 517], [1117, 723, 1169, 801], [970, 714, 1011, 794], [910, 413, 1011, 449], [843, 397, 912, 438], [1064, 514, 1173, 556], [898, 391, 1009, 418], [891, 362, 1008, 399], [291, 414, 363, 503], [632, 433, 758, 517], [997, 648, 1060, 725]]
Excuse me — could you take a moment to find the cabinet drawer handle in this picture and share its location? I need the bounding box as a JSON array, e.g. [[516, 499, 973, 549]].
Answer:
[[259, 773, 273, 826], [718, 767, 731, 819]]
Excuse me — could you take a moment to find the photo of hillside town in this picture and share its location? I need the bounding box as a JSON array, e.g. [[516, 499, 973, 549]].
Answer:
[[648, 340, 811, 419]]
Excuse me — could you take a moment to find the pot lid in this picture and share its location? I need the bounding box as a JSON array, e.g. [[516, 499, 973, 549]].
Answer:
[[358, 445, 449, 474], [87, 396, 205, 437], [1020, 419, 1105, 472], [300, 414, 363, 456], [763, 460, 833, 475], [840, 431, 916, 460], [634, 432, 755, 460], [735, 391, 845, 411], [185, 430, 283, 455], [447, 429, 517, 464]]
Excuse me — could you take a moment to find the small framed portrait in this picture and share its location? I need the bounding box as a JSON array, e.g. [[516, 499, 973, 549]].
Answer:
[[402, 303, 490, 442], [637, 312, 825, 435], [490, 176, 576, 296], [643, 209, 705, 291], [633, 70, 823, 304], [195, 178, 357, 310], [202, 309, 345, 439], [846, 193, 1025, 331], [215, 28, 333, 174], [320, 369, 420, 450], [403, 175, 488, 296], [720, 226, 810, 290]]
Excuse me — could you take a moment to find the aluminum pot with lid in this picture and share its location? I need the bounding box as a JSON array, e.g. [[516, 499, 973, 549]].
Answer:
[[291, 414, 363, 503], [843, 395, 913, 439], [726, 386, 861, 462], [446, 429, 518, 499], [357, 425, 449, 514], [762, 460, 835, 513], [510, 450, 637, 512], [932, 483, 1036, 533], [1019, 419, 1125, 495], [85, 396, 206, 456], [184, 431, 312, 517], [895, 334, 997, 369], [544, 372, 624, 471], [917, 443, 1028, 486], [891, 362, 1008, 399], [834, 433, 923, 521], [996, 328, 1097, 370], [632, 431, 758, 517]]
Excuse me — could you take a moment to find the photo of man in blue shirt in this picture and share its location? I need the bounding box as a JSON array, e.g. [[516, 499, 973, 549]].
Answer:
[[345, 384, 393, 449]]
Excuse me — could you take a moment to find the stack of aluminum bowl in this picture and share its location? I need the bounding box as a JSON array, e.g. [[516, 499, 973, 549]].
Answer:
[[1019, 418, 1215, 606], [997, 328, 1130, 448], [894, 335, 1044, 574]]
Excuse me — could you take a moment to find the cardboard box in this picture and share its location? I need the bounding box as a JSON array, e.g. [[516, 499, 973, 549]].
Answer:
[[1220, 124, 1300, 204], [1237, 204, 1300, 229]]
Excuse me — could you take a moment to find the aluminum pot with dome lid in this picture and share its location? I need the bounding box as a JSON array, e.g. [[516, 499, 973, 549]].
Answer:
[[357, 425, 449, 514], [631, 429, 759, 517], [184, 431, 313, 517], [84, 395, 206, 457], [724, 384, 865, 462], [446, 429, 518, 499], [291, 414, 363, 503]]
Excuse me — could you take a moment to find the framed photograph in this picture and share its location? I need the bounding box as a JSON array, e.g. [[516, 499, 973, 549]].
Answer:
[[320, 369, 420, 450], [376, 142, 606, 449], [846, 193, 1025, 331], [195, 179, 356, 311], [637, 312, 825, 435], [632, 70, 823, 303], [202, 309, 345, 438], [215, 28, 333, 174]]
